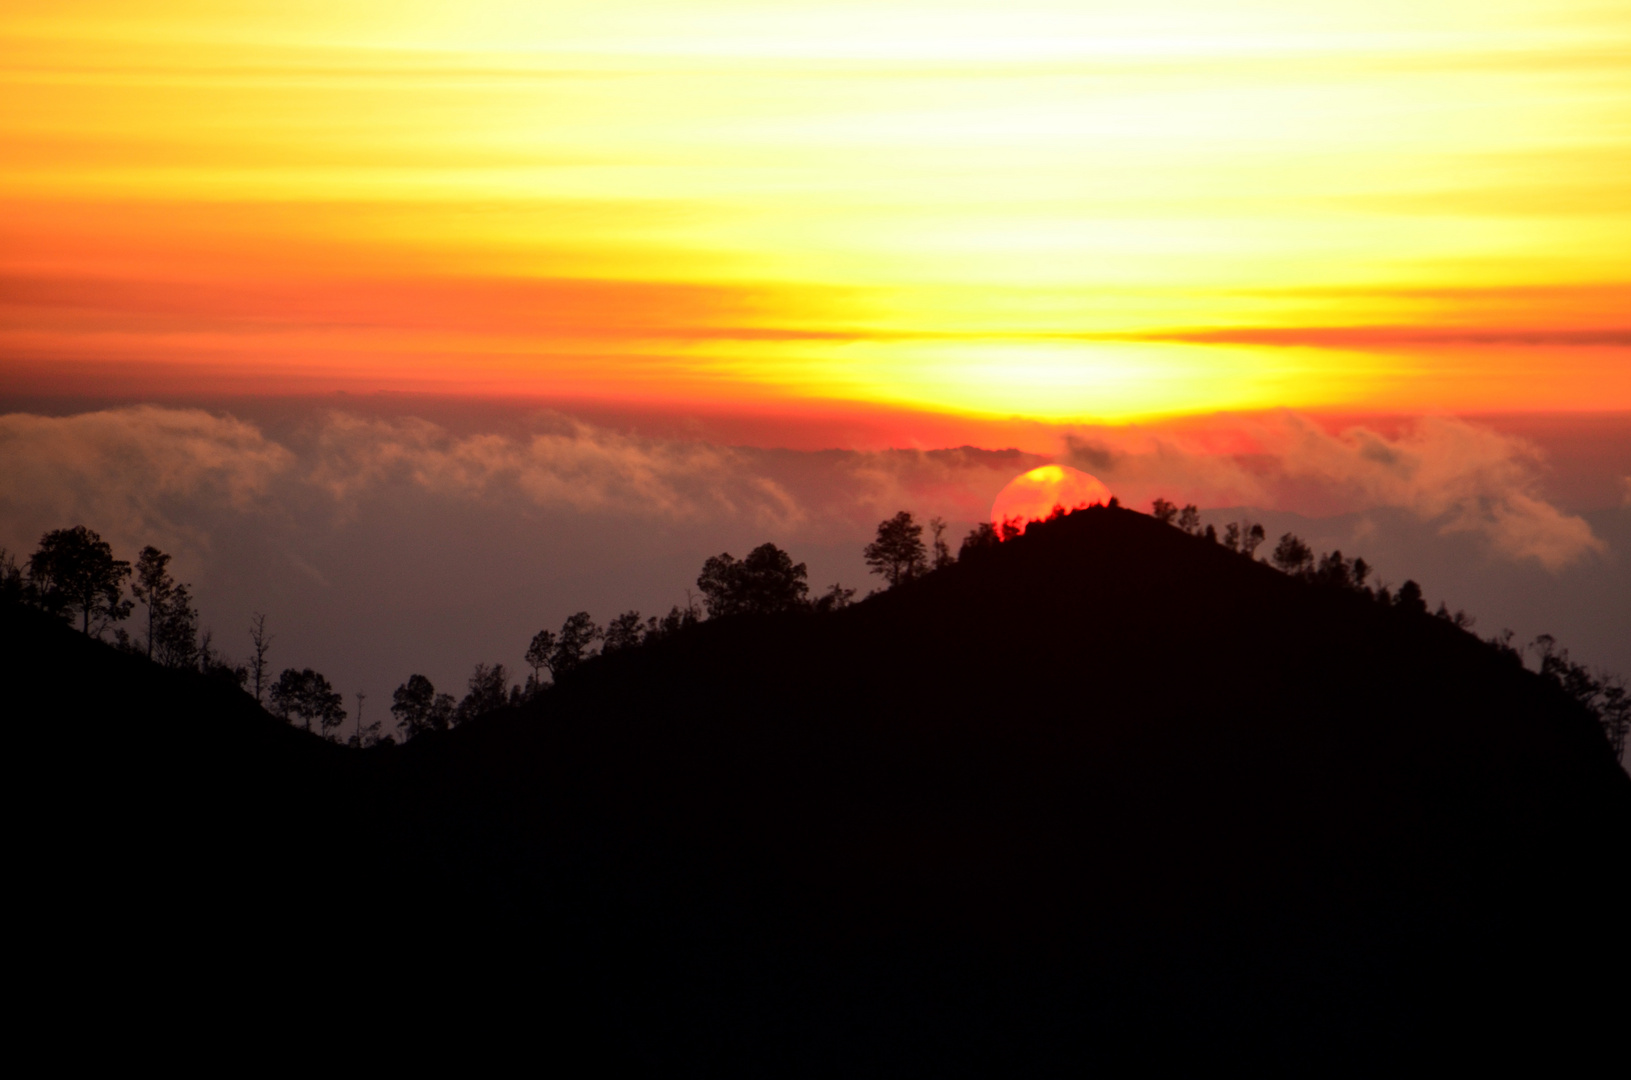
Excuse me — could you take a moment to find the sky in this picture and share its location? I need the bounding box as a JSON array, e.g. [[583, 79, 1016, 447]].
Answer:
[[5, 0, 1630, 418], [1, 2, 1627, 713]]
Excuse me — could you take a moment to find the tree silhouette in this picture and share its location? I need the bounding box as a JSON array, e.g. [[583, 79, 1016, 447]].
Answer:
[[525, 626, 557, 694], [1310, 550, 1372, 593], [131, 546, 176, 660], [1596, 677, 1631, 763], [1150, 498, 1178, 525], [1394, 580, 1427, 613], [1177, 505, 1201, 535], [959, 522, 999, 560], [153, 582, 199, 668], [698, 544, 810, 616], [1352, 557, 1371, 591], [813, 583, 857, 612], [553, 612, 601, 674], [865, 512, 928, 588], [248, 612, 273, 705], [696, 554, 739, 614], [1271, 533, 1314, 576], [0, 549, 23, 605], [456, 663, 512, 724], [602, 610, 644, 654], [391, 674, 455, 740], [1533, 635, 1631, 762], [645, 601, 701, 641], [525, 629, 556, 693], [522, 612, 604, 689], [269, 667, 346, 737], [1224, 521, 1267, 557], [348, 690, 386, 748], [194, 628, 247, 686], [27, 526, 132, 636], [1434, 601, 1474, 628], [1485, 627, 1523, 665], [928, 516, 954, 570]]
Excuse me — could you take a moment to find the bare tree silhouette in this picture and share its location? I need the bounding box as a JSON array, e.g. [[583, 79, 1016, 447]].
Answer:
[[248, 612, 273, 705]]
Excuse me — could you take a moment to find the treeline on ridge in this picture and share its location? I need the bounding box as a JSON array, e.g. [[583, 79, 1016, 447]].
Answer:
[[4, 496, 1626, 763]]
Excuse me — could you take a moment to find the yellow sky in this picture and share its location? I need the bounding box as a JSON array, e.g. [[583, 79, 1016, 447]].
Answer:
[[3, 1, 1628, 420]]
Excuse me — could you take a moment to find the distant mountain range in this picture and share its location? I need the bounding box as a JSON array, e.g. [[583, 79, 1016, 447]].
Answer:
[[9, 505, 1627, 1069]]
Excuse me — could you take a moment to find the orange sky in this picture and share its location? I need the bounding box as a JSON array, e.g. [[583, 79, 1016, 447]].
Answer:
[[3, 1, 1629, 423]]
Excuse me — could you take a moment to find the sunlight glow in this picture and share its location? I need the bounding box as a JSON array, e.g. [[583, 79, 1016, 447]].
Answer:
[[992, 466, 1112, 534], [4, 1, 1629, 415]]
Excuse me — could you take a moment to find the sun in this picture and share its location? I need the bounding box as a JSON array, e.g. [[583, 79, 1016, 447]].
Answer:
[[991, 465, 1112, 536]]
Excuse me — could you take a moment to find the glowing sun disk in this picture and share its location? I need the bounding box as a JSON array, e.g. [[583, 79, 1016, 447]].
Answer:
[[991, 465, 1112, 534]]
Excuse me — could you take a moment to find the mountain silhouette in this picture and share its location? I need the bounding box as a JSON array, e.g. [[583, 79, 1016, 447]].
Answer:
[[8, 505, 1627, 1069]]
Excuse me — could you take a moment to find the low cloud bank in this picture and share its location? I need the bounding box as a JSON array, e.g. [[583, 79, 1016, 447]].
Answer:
[[0, 404, 1622, 701], [304, 412, 805, 528], [0, 406, 1036, 557], [1061, 412, 1605, 571], [0, 405, 1605, 571], [0, 406, 291, 560]]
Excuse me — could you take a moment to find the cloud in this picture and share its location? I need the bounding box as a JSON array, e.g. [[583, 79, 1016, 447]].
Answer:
[[1060, 412, 1605, 570], [787, 446, 1043, 535], [0, 406, 822, 552], [303, 411, 806, 528], [3, 404, 1622, 698], [0, 405, 292, 558], [1, 405, 1605, 576], [0, 407, 988, 550], [292, 412, 1042, 539]]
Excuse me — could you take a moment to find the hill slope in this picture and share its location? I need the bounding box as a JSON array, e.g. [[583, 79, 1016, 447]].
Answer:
[[9, 505, 1628, 1067]]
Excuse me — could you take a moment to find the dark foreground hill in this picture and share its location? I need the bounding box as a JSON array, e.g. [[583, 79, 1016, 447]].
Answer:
[[8, 506, 1628, 1069]]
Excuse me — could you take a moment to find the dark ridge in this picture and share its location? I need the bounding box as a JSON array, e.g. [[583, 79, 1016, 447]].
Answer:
[[9, 505, 1628, 1068]]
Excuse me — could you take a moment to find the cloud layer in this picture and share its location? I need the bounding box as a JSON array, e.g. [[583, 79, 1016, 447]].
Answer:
[[302, 411, 811, 529], [1, 405, 1606, 573], [0, 406, 291, 560], [1, 403, 1623, 707], [1061, 411, 1605, 570]]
